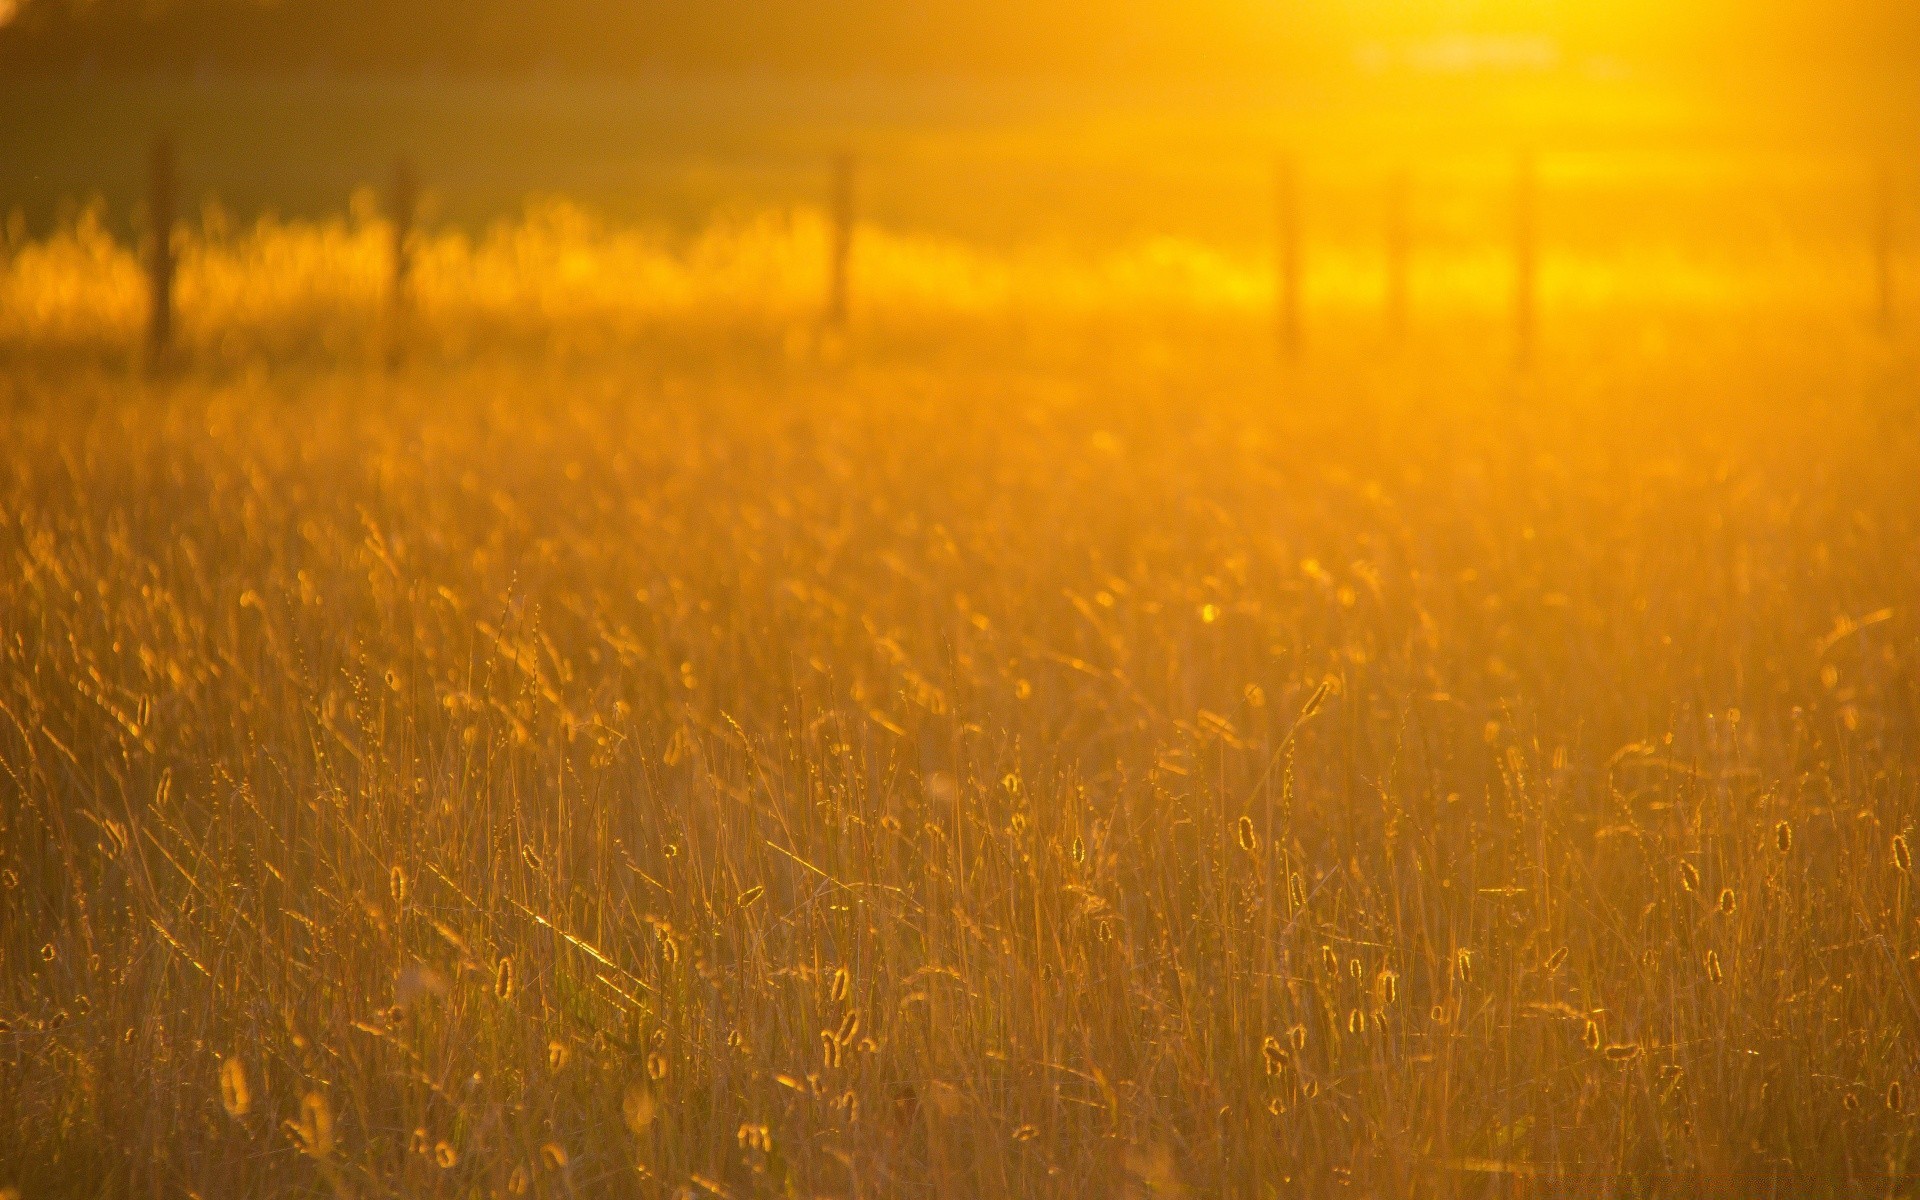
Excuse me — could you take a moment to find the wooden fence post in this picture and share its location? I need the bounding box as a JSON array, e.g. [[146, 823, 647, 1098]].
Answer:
[[1277, 154, 1301, 359], [1386, 166, 1409, 341], [1876, 162, 1895, 333], [827, 151, 855, 330], [387, 156, 417, 367], [1514, 149, 1536, 368], [146, 136, 176, 367]]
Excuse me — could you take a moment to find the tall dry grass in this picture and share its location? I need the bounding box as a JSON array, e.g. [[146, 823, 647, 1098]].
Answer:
[[0, 212, 1917, 1198], [0, 198, 1883, 370]]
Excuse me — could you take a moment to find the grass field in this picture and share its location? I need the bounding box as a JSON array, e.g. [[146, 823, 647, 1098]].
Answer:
[[3, 75, 1920, 1200]]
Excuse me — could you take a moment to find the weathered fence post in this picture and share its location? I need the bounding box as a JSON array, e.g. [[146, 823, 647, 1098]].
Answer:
[[1514, 149, 1537, 368], [1875, 162, 1895, 333], [1386, 166, 1409, 341], [387, 156, 417, 368], [146, 136, 176, 368], [827, 151, 855, 330], [1276, 153, 1301, 359]]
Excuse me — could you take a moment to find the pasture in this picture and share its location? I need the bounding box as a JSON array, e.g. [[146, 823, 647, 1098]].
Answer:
[[2, 70, 1919, 1199]]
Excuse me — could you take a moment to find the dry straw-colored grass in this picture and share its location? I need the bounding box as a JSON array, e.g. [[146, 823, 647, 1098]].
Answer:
[[0, 212, 1917, 1198], [0, 196, 1877, 370]]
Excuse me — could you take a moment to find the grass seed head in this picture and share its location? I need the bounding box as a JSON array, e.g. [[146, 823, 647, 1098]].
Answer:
[[289, 1092, 334, 1158], [1299, 679, 1332, 721], [219, 1055, 250, 1118], [1262, 1035, 1287, 1075], [738, 1123, 772, 1152]]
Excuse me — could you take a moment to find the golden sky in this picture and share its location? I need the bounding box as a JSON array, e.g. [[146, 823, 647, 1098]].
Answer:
[[1, 0, 1916, 81]]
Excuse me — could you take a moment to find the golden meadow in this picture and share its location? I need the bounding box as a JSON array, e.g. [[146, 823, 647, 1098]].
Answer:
[[1, 163, 1918, 1199], [1, 159, 1891, 361]]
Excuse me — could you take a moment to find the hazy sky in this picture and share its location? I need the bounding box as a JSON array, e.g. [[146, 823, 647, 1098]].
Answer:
[[2, 0, 1914, 79]]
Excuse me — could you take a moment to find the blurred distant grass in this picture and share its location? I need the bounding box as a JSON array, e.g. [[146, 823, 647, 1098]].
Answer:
[[0, 193, 1906, 379]]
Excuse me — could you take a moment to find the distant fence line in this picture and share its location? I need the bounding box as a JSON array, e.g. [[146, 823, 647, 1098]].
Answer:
[[386, 157, 417, 370], [146, 137, 176, 364], [129, 138, 858, 371], [63, 134, 1910, 370]]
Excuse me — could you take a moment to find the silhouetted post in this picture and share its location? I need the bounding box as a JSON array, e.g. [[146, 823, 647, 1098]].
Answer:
[[1514, 149, 1537, 368], [827, 151, 855, 330], [146, 136, 176, 367], [1276, 154, 1301, 359], [387, 156, 417, 368], [1385, 166, 1409, 341], [1875, 163, 1895, 334]]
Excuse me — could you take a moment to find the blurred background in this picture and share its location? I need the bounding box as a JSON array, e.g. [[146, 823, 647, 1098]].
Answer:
[[1, 0, 1916, 359]]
